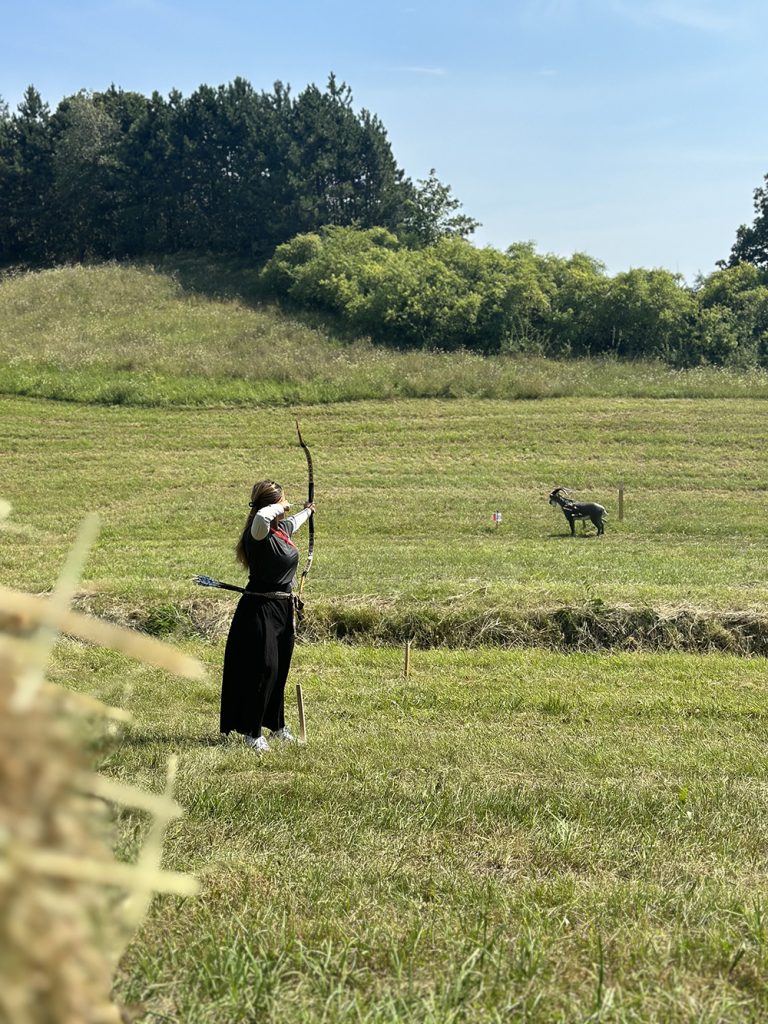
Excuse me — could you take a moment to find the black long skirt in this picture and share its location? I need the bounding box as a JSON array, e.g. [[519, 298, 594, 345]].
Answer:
[[220, 596, 295, 737]]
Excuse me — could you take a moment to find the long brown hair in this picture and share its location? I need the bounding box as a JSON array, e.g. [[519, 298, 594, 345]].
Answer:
[[235, 480, 284, 569]]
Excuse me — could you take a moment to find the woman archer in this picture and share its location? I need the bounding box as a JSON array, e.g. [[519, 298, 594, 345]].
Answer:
[[220, 479, 315, 752]]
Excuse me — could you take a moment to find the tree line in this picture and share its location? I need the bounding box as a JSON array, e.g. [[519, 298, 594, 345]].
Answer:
[[0, 76, 472, 265], [1, 76, 767, 366]]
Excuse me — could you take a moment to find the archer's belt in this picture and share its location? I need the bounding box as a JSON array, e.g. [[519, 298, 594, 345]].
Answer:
[[244, 588, 305, 624]]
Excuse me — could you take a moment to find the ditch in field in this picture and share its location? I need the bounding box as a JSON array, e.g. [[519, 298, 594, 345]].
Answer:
[[60, 593, 768, 656]]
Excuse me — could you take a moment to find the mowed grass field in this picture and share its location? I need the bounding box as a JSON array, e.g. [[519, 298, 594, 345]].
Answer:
[[51, 640, 768, 1023], [2, 389, 768, 1021], [3, 262, 768, 1021], [2, 395, 767, 618]]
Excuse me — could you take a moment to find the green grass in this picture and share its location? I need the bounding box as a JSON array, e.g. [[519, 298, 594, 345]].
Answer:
[[4, 262, 768, 404], [6, 259, 768, 1019], [2, 396, 767, 638], [49, 640, 768, 1022]]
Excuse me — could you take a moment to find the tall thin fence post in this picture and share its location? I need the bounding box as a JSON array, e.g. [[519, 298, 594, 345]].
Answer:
[[618, 482, 625, 522]]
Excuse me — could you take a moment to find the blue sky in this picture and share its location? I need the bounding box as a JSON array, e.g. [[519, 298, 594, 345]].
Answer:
[[2, 0, 767, 281]]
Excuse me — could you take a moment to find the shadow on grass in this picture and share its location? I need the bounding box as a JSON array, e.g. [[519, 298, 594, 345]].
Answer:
[[120, 732, 224, 747], [143, 253, 358, 338], [545, 532, 602, 539], [141, 254, 266, 306], [138, 253, 384, 354]]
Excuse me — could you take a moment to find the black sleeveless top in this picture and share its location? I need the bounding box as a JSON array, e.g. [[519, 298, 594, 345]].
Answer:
[[243, 524, 299, 593]]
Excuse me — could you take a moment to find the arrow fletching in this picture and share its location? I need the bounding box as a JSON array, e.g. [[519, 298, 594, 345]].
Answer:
[[192, 575, 222, 589]]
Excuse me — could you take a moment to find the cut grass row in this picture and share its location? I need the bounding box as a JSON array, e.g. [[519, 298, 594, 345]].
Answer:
[[2, 396, 767, 642], [52, 640, 768, 1023]]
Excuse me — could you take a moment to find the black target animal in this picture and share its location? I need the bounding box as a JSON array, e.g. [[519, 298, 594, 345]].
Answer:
[[548, 487, 607, 536]]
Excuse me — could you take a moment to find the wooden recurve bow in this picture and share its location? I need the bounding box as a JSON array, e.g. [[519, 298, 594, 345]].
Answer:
[[295, 419, 315, 602]]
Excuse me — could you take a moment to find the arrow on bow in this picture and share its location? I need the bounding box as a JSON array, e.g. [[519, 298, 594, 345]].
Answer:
[[295, 419, 315, 601]]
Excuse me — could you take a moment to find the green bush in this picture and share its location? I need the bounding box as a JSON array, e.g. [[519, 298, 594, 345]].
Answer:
[[261, 227, 768, 366]]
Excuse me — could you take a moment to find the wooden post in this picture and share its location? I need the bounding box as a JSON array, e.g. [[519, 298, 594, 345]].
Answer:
[[296, 683, 307, 745], [618, 482, 625, 522], [404, 640, 412, 678]]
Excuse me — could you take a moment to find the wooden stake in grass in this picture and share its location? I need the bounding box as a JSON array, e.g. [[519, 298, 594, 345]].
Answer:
[[404, 640, 412, 678], [618, 481, 625, 522], [296, 683, 307, 745]]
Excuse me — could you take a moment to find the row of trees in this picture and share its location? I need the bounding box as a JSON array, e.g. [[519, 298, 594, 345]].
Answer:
[[2, 75, 768, 365], [262, 227, 768, 366], [0, 78, 476, 264]]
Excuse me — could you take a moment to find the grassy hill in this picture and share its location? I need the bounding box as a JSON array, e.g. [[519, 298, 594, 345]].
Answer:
[[3, 261, 768, 404], [4, 260, 768, 1021]]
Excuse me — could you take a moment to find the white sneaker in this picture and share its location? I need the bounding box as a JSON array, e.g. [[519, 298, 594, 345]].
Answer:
[[271, 727, 296, 743], [244, 735, 270, 752]]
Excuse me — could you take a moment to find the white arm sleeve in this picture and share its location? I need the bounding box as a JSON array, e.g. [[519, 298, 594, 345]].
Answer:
[[250, 503, 287, 541], [283, 506, 312, 537]]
